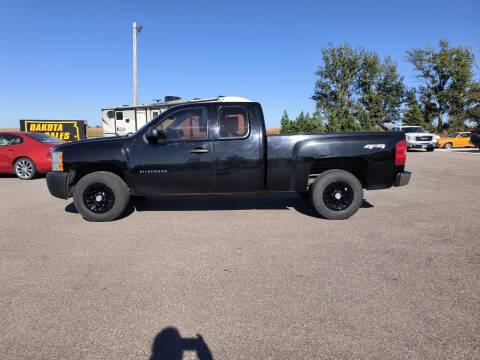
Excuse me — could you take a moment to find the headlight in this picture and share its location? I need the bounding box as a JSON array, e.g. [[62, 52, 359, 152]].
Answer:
[[52, 151, 63, 171]]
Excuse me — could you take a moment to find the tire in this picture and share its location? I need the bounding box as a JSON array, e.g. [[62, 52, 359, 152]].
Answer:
[[14, 157, 37, 180], [310, 169, 363, 220], [426, 147, 435, 152], [73, 171, 130, 222], [443, 142, 453, 149]]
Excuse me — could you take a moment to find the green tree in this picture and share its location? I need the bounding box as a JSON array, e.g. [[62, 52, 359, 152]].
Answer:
[[402, 89, 430, 128], [465, 82, 480, 127], [406, 39, 477, 131], [403, 103, 426, 127], [280, 110, 293, 134], [312, 43, 405, 131], [280, 110, 325, 134]]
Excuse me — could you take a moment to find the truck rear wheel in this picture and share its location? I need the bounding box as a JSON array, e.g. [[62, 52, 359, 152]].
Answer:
[[73, 171, 130, 222], [310, 169, 363, 220]]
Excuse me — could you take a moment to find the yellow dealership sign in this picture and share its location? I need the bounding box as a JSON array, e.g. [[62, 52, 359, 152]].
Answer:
[[20, 120, 87, 141]]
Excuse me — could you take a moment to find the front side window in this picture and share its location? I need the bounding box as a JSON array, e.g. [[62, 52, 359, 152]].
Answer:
[[218, 107, 249, 139], [156, 108, 207, 140], [107, 110, 114, 119], [460, 133, 470, 138]]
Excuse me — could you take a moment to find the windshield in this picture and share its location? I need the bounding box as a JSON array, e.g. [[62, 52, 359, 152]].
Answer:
[[401, 127, 426, 133], [25, 133, 63, 143]]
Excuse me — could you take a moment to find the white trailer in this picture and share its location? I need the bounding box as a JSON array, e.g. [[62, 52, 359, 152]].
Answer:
[[101, 96, 251, 137], [102, 96, 185, 137]]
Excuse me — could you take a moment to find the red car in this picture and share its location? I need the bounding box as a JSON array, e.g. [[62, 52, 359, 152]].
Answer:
[[0, 132, 62, 179]]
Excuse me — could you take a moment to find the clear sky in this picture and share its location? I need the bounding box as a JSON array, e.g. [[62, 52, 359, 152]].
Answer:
[[1, 0, 479, 129]]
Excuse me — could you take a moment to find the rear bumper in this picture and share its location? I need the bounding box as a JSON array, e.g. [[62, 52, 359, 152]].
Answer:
[[394, 171, 411, 187], [46, 172, 69, 199]]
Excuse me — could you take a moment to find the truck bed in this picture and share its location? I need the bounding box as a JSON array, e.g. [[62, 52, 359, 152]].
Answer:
[[266, 132, 405, 192]]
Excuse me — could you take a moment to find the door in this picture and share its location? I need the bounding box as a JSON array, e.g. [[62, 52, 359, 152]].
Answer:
[[114, 109, 135, 135], [458, 132, 471, 147], [102, 110, 116, 136], [129, 106, 214, 195], [136, 109, 147, 130], [0, 134, 23, 171], [213, 104, 265, 193]]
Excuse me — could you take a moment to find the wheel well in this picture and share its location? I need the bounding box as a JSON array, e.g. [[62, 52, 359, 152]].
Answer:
[[12, 156, 33, 168], [443, 142, 453, 147], [69, 164, 126, 186], [307, 158, 368, 189]]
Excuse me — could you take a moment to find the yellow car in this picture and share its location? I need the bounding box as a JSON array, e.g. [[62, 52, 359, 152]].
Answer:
[[437, 132, 473, 149]]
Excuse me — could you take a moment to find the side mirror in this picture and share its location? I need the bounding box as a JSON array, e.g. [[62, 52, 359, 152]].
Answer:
[[146, 127, 158, 139], [146, 127, 167, 141]]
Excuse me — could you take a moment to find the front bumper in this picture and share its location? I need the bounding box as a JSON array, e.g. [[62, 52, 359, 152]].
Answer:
[[407, 141, 436, 149], [394, 171, 411, 187], [46, 172, 69, 199]]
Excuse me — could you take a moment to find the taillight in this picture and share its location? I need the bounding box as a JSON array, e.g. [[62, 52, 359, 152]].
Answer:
[[395, 139, 407, 166]]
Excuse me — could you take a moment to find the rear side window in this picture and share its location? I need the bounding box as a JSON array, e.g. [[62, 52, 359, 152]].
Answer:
[[460, 133, 470, 138], [219, 107, 249, 139], [25, 133, 62, 143], [0, 134, 23, 146]]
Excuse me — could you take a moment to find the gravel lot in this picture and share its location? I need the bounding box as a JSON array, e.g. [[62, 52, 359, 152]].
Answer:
[[1, 149, 479, 359]]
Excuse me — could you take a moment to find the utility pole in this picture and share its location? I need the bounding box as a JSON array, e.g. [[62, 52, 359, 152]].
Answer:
[[133, 22, 142, 105]]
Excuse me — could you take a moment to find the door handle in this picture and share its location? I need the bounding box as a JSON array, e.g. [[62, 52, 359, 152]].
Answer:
[[190, 147, 208, 154]]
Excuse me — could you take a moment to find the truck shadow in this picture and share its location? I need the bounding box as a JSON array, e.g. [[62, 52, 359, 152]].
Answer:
[[132, 194, 374, 218], [65, 195, 374, 219], [149, 327, 213, 360]]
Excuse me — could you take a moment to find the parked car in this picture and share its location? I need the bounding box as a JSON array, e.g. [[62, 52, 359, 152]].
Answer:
[[46, 97, 411, 222], [470, 131, 480, 149], [437, 132, 473, 149], [0, 132, 62, 179], [391, 126, 437, 151]]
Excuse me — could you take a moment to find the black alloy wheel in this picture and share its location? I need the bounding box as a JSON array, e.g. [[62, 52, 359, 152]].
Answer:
[[310, 169, 363, 220], [83, 183, 116, 214], [322, 181, 354, 211], [73, 171, 130, 222]]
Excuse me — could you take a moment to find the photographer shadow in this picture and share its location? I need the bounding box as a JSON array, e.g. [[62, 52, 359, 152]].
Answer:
[[150, 327, 213, 360]]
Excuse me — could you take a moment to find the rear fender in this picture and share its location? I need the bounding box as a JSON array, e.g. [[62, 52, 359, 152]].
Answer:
[[290, 137, 394, 192]]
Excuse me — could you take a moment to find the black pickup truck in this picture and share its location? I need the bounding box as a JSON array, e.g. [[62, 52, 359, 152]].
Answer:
[[46, 98, 411, 221], [470, 131, 480, 149]]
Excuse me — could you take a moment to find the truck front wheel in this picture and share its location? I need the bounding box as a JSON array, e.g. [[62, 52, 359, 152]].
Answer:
[[310, 169, 363, 220], [73, 171, 130, 222]]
